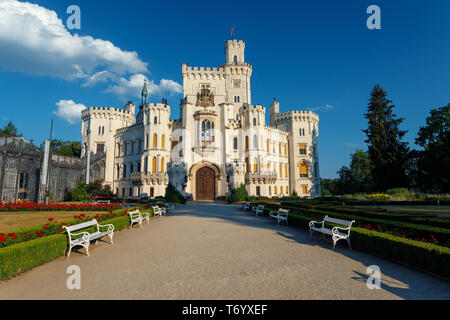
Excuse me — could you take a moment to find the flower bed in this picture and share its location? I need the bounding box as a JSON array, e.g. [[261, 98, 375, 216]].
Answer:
[[0, 202, 122, 212], [0, 208, 143, 249]]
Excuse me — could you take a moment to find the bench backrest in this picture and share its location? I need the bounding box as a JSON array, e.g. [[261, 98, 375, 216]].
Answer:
[[324, 215, 354, 227], [128, 209, 140, 217], [278, 209, 290, 216], [65, 219, 98, 233], [152, 206, 161, 211], [257, 205, 265, 209]]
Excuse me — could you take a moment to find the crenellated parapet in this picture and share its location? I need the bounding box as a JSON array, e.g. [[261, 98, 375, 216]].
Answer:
[[81, 106, 136, 122], [273, 110, 319, 123], [182, 64, 226, 80]]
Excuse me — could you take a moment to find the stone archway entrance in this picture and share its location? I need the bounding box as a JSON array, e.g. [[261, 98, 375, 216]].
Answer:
[[196, 166, 216, 200]]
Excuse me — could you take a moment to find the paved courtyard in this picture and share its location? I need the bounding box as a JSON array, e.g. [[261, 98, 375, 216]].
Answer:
[[0, 202, 449, 300]]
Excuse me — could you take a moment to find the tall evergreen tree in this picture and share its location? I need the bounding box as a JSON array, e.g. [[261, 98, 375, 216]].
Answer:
[[415, 103, 450, 193], [363, 85, 410, 191]]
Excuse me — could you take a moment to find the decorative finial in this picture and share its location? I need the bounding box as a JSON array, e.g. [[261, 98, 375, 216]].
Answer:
[[141, 79, 148, 105]]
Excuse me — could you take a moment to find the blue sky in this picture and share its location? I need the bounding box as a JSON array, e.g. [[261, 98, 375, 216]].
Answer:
[[0, 0, 449, 178]]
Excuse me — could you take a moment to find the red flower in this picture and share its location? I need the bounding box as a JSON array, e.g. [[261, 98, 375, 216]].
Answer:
[[43, 225, 49, 230], [48, 218, 54, 222], [0, 237, 6, 242]]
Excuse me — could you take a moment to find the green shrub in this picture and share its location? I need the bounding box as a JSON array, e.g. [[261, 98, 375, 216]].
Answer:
[[0, 234, 67, 281], [386, 188, 412, 196], [164, 183, 186, 204], [227, 184, 249, 203]]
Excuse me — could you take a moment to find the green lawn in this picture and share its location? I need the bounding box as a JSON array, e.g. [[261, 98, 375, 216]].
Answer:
[[0, 211, 107, 232]]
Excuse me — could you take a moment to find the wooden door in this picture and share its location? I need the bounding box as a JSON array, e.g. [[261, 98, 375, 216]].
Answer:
[[196, 167, 215, 200]]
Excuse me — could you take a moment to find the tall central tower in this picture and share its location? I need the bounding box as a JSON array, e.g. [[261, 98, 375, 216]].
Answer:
[[224, 40, 252, 105]]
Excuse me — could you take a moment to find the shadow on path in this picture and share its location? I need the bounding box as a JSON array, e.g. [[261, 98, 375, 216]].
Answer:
[[175, 201, 450, 300]]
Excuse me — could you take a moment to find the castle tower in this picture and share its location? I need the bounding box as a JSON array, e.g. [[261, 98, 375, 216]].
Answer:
[[270, 98, 280, 127], [81, 104, 136, 187], [225, 39, 245, 65], [273, 111, 320, 198], [223, 40, 253, 105]]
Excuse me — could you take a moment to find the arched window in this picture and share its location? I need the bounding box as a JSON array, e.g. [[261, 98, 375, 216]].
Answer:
[[245, 136, 249, 150], [299, 161, 308, 178], [285, 165, 288, 178], [160, 157, 165, 173], [245, 157, 250, 173], [233, 55, 238, 65], [254, 158, 258, 173], [154, 116, 158, 124], [253, 135, 258, 148], [279, 163, 282, 177], [152, 157, 157, 173], [161, 135, 165, 149], [123, 164, 127, 179], [253, 118, 257, 126], [153, 134, 158, 148], [201, 120, 213, 142]]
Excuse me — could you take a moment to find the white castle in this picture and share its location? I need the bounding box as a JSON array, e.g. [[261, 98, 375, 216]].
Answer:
[[81, 39, 320, 200]]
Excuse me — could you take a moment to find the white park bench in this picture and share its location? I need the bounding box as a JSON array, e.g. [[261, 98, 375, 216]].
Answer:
[[254, 205, 265, 216], [269, 208, 290, 225], [95, 200, 111, 205], [128, 209, 150, 229], [242, 203, 250, 212], [63, 219, 114, 257], [309, 215, 355, 249], [152, 206, 164, 217], [165, 204, 175, 215], [128, 209, 143, 228]]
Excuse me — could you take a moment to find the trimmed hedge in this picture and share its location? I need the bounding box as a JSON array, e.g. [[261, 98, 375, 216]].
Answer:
[[0, 207, 155, 281], [0, 234, 67, 281]]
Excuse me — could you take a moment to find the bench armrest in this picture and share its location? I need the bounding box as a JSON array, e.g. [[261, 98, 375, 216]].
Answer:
[[98, 223, 114, 233], [68, 231, 90, 242], [309, 221, 324, 228], [332, 226, 352, 236]]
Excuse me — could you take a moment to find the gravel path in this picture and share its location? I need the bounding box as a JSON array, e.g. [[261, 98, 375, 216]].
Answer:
[[1, 202, 449, 300]]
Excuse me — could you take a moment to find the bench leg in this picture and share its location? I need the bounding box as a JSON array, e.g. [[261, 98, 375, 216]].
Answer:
[[83, 243, 90, 257], [347, 238, 352, 250], [66, 245, 73, 258], [109, 232, 114, 245]]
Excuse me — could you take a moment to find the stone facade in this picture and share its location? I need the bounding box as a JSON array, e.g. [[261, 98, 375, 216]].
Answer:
[[81, 39, 321, 200]]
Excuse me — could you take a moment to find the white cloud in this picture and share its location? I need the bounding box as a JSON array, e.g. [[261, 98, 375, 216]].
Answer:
[[106, 74, 182, 100], [307, 104, 335, 112], [53, 99, 86, 124], [0, 0, 147, 80]]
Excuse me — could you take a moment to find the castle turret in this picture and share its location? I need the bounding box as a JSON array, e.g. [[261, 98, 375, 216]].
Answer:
[[270, 98, 279, 127], [225, 39, 245, 65]]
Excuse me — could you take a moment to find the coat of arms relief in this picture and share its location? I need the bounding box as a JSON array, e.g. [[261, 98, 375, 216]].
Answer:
[[196, 88, 215, 108]]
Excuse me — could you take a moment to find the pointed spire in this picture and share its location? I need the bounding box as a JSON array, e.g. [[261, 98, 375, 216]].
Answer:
[[141, 79, 148, 105]]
